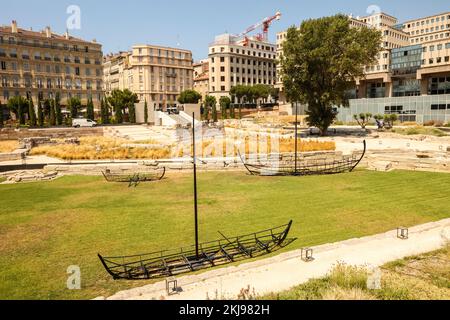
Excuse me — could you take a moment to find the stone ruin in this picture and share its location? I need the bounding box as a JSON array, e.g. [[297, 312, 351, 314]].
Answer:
[[1, 170, 59, 184]]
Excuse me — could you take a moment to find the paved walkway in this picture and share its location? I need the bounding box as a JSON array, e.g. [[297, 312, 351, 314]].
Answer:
[[99, 218, 450, 300]]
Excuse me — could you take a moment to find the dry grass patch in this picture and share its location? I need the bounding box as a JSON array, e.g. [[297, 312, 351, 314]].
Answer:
[[263, 246, 450, 300], [30, 136, 171, 160], [0, 140, 19, 153], [279, 138, 336, 153]]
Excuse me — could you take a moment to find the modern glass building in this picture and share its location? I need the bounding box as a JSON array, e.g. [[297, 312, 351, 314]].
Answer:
[[336, 94, 450, 124]]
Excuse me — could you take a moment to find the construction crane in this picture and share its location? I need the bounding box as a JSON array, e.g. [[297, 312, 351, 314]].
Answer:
[[237, 11, 281, 45]]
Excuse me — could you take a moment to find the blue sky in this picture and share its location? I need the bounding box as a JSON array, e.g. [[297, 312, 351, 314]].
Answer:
[[1, 0, 449, 60]]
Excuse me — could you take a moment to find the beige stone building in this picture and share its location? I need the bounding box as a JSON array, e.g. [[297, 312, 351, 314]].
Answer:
[[0, 20, 103, 107], [208, 33, 277, 103], [103, 44, 194, 110], [193, 59, 209, 101]]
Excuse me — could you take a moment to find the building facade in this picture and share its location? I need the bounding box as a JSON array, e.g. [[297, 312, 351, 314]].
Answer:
[[275, 11, 450, 123], [103, 44, 194, 110], [193, 59, 209, 101], [208, 34, 277, 103], [0, 21, 103, 107]]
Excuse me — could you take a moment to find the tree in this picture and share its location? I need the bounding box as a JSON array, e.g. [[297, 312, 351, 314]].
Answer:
[[55, 93, 63, 125], [68, 97, 81, 119], [0, 104, 4, 127], [7, 96, 28, 125], [103, 97, 110, 124], [49, 99, 56, 126], [178, 90, 202, 104], [144, 100, 149, 124], [383, 114, 398, 129], [353, 113, 372, 129], [107, 89, 138, 124], [86, 97, 95, 120], [28, 99, 37, 127], [281, 14, 382, 135], [37, 100, 44, 127], [219, 96, 231, 120], [252, 84, 271, 107], [205, 95, 217, 123], [43, 99, 51, 122]]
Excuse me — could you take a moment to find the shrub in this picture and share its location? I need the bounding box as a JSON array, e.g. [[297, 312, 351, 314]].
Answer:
[[424, 120, 435, 127]]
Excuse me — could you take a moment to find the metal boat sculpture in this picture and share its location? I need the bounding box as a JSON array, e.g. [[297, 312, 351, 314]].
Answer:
[[101, 167, 166, 187], [98, 113, 295, 280], [239, 141, 366, 176], [98, 221, 293, 280]]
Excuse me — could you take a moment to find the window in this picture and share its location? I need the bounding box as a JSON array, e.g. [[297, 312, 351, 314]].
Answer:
[[1, 61, 6, 70]]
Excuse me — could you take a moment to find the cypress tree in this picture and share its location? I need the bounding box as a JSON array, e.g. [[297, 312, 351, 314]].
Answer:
[[55, 93, 62, 125], [115, 105, 123, 124], [49, 99, 56, 126], [86, 98, 94, 120], [37, 100, 44, 127], [0, 104, 4, 128], [144, 100, 148, 124], [212, 103, 217, 123], [28, 99, 37, 127], [128, 103, 136, 123], [103, 97, 111, 124], [18, 100, 25, 125]]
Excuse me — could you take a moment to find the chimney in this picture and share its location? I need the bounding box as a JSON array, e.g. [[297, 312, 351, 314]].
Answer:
[[64, 29, 69, 40], [11, 20, 18, 33], [45, 26, 51, 38]]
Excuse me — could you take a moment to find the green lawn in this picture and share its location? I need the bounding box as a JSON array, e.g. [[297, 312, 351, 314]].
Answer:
[[0, 170, 449, 300]]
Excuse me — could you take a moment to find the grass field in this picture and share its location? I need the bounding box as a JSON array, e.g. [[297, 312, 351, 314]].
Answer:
[[0, 170, 449, 300]]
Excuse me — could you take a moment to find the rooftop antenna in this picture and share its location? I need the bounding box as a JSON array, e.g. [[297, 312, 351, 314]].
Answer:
[[176, 34, 181, 47]]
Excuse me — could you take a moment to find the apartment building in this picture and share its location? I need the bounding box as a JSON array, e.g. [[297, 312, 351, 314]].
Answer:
[[103, 44, 193, 110], [208, 33, 277, 102], [193, 59, 209, 101], [276, 11, 450, 123], [0, 20, 103, 107]]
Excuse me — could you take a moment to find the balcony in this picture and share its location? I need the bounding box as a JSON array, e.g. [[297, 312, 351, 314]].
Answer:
[[34, 56, 42, 60], [64, 59, 71, 63], [0, 52, 6, 57], [54, 57, 61, 62], [10, 53, 17, 58], [22, 55, 30, 60]]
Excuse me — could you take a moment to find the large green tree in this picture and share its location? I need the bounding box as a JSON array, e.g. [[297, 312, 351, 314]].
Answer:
[[178, 90, 202, 104], [7, 96, 28, 125], [281, 14, 382, 135], [107, 89, 138, 124]]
